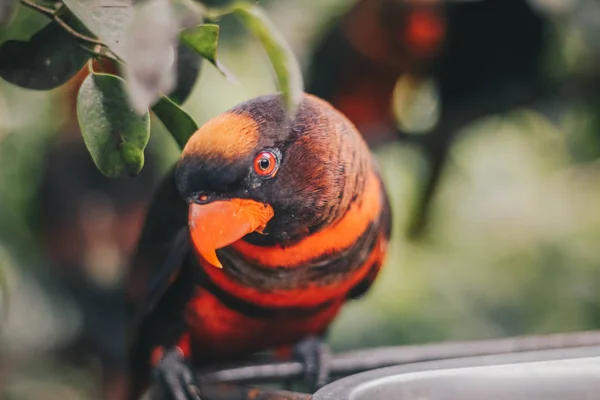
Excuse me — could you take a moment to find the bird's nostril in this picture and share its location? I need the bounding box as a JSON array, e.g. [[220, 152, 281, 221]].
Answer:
[[193, 193, 210, 204]]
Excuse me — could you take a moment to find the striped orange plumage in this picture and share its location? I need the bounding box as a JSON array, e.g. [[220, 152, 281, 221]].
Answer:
[[126, 93, 392, 398]]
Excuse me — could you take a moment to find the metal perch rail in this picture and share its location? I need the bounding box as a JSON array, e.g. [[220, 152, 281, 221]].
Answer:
[[145, 330, 600, 400]]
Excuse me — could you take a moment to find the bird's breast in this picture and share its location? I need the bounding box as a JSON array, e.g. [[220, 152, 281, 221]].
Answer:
[[181, 168, 390, 364], [194, 170, 387, 308], [184, 288, 345, 364]]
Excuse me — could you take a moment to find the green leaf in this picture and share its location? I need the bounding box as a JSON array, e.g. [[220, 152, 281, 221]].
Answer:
[[180, 24, 234, 80], [152, 95, 199, 149], [62, 0, 203, 110], [0, 21, 89, 90], [231, 2, 303, 116], [180, 24, 217, 63], [169, 41, 203, 105], [62, 0, 133, 60], [77, 71, 151, 177]]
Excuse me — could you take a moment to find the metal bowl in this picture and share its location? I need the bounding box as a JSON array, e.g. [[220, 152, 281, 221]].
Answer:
[[313, 345, 600, 400]]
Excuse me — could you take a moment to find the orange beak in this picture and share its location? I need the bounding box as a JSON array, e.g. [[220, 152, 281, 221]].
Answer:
[[188, 198, 274, 268]]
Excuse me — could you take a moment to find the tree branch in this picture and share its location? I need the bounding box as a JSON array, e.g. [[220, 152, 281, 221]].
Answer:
[[19, 0, 104, 45], [79, 43, 122, 64], [144, 382, 312, 400], [142, 330, 600, 399], [197, 330, 600, 384]]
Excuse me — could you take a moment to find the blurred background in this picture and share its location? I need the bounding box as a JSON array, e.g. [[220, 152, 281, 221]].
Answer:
[[2, 0, 600, 398]]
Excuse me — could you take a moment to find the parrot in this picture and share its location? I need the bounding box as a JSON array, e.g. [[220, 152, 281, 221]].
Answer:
[[125, 93, 392, 399], [306, 0, 448, 147], [305, 0, 547, 236]]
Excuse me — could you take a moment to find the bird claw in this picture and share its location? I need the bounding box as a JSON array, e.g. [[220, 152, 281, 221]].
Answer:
[[150, 347, 202, 400], [292, 336, 332, 392]]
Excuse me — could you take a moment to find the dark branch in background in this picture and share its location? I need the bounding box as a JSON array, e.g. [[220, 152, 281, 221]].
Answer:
[[404, 71, 600, 238], [19, 0, 103, 45]]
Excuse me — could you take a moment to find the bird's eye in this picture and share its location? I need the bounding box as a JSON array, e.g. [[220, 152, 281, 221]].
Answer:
[[253, 150, 278, 178]]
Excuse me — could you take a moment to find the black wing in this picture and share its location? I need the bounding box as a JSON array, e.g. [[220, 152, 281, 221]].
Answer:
[[125, 166, 199, 397], [125, 165, 191, 326]]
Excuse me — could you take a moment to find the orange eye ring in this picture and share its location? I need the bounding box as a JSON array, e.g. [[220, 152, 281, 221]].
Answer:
[[253, 151, 278, 177]]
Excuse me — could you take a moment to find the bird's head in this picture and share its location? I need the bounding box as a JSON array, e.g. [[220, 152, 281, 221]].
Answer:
[[175, 93, 372, 268]]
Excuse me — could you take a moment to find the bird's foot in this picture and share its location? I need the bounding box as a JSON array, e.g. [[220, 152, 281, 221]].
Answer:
[[149, 347, 201, 400], [292, 336, 332, 392]]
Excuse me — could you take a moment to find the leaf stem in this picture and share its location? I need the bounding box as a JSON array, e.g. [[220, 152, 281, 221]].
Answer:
[[79, 43, 123, 64], [18, 0, 52, 13], [19, 0, 104, 45]]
